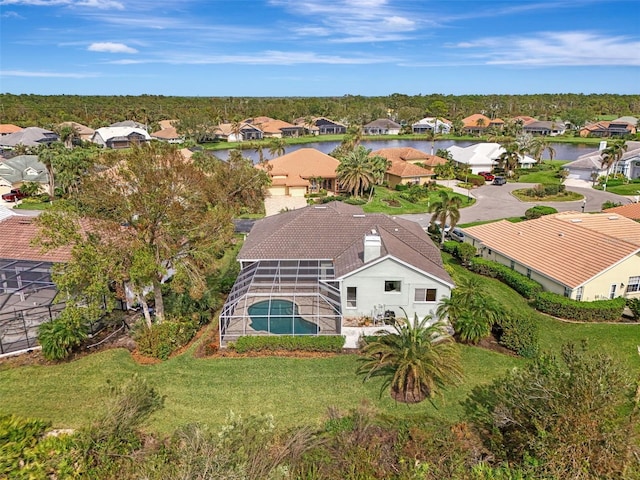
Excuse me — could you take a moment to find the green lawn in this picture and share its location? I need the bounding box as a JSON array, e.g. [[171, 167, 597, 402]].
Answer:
[[361, 186, 473, 215], [511, 188, 583, 202], [596, 182, 640, 196], [13, 201, 51, 210]]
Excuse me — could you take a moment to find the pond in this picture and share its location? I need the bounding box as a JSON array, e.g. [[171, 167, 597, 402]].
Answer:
[[214, 139, 598, 164]]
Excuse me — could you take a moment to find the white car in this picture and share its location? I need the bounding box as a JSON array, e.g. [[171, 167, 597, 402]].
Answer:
[[448, 228, 465, 242]]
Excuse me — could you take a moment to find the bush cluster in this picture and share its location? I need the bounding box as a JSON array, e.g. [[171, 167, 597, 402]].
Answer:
[[469, 258, 543, 299], [523, 183, 566, 198], [534, 292, 626, 322], [626, 298, 640, 320], [494, 313, 539, 358], [135, 317, 199, 360], [231, 335, 345, 353], [442, 240, 476, 264], [455, 172, 485, 186], [524, 205, 558, 219]]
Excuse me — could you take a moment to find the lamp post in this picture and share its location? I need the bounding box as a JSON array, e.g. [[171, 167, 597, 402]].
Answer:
[[582, 198, 586, 213]]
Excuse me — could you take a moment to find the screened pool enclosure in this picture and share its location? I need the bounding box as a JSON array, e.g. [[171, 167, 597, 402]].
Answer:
[[219, 259, 342, 345]]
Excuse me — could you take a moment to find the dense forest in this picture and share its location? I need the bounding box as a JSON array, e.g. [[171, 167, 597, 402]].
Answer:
[[1, 93, 639, 131]]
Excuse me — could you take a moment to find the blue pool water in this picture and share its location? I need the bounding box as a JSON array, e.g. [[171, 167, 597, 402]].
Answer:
[[248, 299, 319, 335]]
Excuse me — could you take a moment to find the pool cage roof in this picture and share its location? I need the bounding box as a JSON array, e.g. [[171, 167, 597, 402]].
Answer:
[[219, 259, 343, 345], [0, 258, 58, 313]]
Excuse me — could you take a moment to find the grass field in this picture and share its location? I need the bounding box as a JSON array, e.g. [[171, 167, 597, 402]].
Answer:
[[597, 182, 640, 196], [1, 254, 638, 436], [511, 188, 583, 202], [361, 186, 473, 215]]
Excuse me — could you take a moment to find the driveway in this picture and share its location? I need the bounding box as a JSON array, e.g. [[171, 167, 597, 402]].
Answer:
[[401, 180, 633, 228], [263, 195, 308, 217]]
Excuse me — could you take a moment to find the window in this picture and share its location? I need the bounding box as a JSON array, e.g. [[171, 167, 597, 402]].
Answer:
[[564, 286, 571, 297], [609, 283, 617, 299], [627, 276, 640, 293], [384, 280, 401, 293], [575, 286, 583, 301], [415, 288, 437, 302], [346, 287, 357, 308]]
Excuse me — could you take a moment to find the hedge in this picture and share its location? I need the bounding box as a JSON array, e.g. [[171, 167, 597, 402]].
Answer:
[[469, 258, 543, 299], [456, 172, 485, 186], [231, 335, 345, 353], [524, 205, 557, 219], [495, 313, 539, 358], [534, 292, 626, 322]]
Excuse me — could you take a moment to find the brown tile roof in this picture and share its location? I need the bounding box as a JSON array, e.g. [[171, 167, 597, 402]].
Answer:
[[513, 116, 537, 125], [604, 203, 640, 220], [248, 117, 300, 135], [239, 202, 452, 285], [151, 126, 181, 139], [58, 121, 94, 136], [385, 158, 434, 178], [0, 216, 72, 263], [462, 212, 640, 288], [0, 124, 23, 134], [462, 114, 492, 128], [372, 147, 447, 166], [158, 119, 178, 129], [256, 148, 339, 179]]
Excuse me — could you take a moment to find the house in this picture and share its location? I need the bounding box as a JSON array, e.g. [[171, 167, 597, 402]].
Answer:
[[563, 141, 640, 181], [412, 117, 451, 134], [363, 119, 402, 135], [0, 127, 59, 149], [447, 142, 535, 174], [462, 211, 640, 301], [523, 120, 566, 136], [608, 116, 637, 137], [91, 126, 152, 149], [371, 147, 446, 188], [58, 122, 95, 142], [0, 124, 23, 137], [462, 114, 504, 134], [512, 116, 537, 126], [110, 120, 148, 130], [246, 116, 304, 138], [0, 155, 49, 190], [256, 148, 340, 197], [150, 125, 184, 144], [214, 122, 263, 142], [294, 117, 347, 135], [219, 202, 454, 346], [604, 202, 640, 220]]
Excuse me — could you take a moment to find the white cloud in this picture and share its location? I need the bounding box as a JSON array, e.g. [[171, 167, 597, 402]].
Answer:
[[1, 69, 99, 78], [76, 0, 123, 9], [88, 41, 137, 53], [1, 10, 23, 17]]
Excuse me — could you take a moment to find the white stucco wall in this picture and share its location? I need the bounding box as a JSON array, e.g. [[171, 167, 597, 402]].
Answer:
[[340, 257, 452, 322]]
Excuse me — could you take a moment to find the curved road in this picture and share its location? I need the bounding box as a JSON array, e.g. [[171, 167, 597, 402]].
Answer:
[[401, 181, 633, 228]]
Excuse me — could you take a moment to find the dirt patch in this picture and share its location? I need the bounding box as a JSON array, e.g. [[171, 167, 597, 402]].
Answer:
[[384, 198, 401, 207], [477, 335, 517, 356]]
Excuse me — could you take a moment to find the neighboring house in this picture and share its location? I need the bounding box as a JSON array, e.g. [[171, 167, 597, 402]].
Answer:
[[0, 127, 59, 149], [0, 205, 18, 221], [0, 124, 23, 137], [580, 121, 611, 138], [219, 202, 454, 345], [608, 116, 638, 137], [91, 127, 152, 149], [110, 120, 148, 130], [462, 211, 640, 301], [523, 120, 566, 136], [604, 202, 640, 220], [256, 148, 340, 197], [447, 142, 535, 174], [150, 126, 184, 144], [58, 121, 95, 142], [214, 122, 263, 142], [294, 117, 347, 135], [363, 119, 402, 135], [0, 155, 49, 188], [563, 141, 640, 181], [412, 117, 451, 134], [512, 116, 537, 126], [462, 114, 504, 134], [246, 116, 305, 138], [371, 147, 446, 188]]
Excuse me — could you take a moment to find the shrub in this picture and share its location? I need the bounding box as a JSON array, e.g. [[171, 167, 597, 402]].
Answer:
[[494, 313, 539, 358], [232, 335, 345, 353], [455, 242, 476, 264], [395, 184, 409, 191], [455, 172, 485, 186], [524, 205, 558, 219], [534, 292, 626, 322], [626, 298, 640, 320], [344, 197, 366, 205], [469, 258, 543, 299], [134, 317, 199, 360], [38, 307, 89, 361], [602, 200, 622, 210]]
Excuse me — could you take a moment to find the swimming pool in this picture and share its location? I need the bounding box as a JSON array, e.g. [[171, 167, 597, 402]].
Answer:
[[248, 299, 319, 335]]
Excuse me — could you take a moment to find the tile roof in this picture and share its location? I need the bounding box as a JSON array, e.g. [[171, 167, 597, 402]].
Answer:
[[239, 202, 452, 285], [385, 158, 434, 178], [58, 121, 94, 136], [0, 124, 23, 135], [0, 127, 58, 147], [462, 212, 640, 288], [604, 203, 640, 220], [247, 117, 301, 135], [256, 148, 339, 179], [151, 126, 182, 139], [462, 114, 492, 128], [0, 216, 72, 263], [372, 147, 447, 167]]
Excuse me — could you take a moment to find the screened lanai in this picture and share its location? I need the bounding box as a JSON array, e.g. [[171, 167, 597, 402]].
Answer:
[[219, 259, 342, 345]]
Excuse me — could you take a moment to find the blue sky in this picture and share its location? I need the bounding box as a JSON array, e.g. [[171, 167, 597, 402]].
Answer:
[[1, 0, 639, 96]]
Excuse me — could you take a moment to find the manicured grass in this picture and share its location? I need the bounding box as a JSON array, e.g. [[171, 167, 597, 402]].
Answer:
[[517, 170, 562, 184], [596, 181, 640, 196], [511, 188, 583, 202], [12, 201, 51, 210], [361, 186, 473, 215]]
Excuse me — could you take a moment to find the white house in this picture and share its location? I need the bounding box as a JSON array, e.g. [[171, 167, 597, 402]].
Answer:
[[219, 202, 453, 346], [92, 127, 152, 149], [563, 141, 640, 181], [412, 117, 451, 134], [447, 142, 536, 174]]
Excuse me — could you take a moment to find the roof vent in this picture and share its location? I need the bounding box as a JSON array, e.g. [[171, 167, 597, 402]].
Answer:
[[570, 218, 582, 223], [352, 214, 366, 218], [558, 232, 564, 237], [608, 216, 619, 220], [314, 206, 327, 209]]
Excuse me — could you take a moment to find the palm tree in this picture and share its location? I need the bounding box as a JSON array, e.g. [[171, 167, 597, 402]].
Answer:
[[357, 315, 462, 404], [251, 142, 265, 163], [530, 137, 556, 163], [497, 142, 521, 176], [268, 138, 286, 158], [37, 143, 62, 198], [336, 146, 376, 197], [600, 141, 628, 189], [428, 190, 462, 245]]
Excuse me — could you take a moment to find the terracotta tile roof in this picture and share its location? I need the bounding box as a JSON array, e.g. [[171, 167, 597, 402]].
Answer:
[[462, 114, 492, 128], [256, 148, 339, 179], [513, 116, 537, 125], [247, 117, 300, 135], [239, 202, 452, 285], [0, 216, 72, 263], [0, 124, 23, 134], [372, 147, 447, 167], [385, 158, 434, 178], [151, 126, 182, 139], [158, 119, 178, 129], [604, 203, 640, 220], [462, 212, 640, 288], [58, 121, 94, 136]]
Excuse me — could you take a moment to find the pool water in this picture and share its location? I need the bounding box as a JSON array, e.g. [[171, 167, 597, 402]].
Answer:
[[248, 299, 319, 335]]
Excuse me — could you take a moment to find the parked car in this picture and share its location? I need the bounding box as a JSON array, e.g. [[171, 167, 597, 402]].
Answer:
[[478, 171, 495, 181], [492, 176, 507, 185], [448, 227, 465, 242], [1, 189, 27, 202]]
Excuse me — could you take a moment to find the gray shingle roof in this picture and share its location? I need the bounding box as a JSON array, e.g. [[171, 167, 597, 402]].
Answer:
[[0, 155, 49, 184], [0, 127, 58, 147]]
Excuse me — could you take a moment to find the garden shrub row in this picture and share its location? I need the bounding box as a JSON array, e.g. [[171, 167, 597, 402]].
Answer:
[[469, 257, 543, 299], [231, 335, 345, 353], [534, 292, 626, 322], [455, 172, 485, 186], [524, 205, 557, 219], [442, 240, 476, 264]]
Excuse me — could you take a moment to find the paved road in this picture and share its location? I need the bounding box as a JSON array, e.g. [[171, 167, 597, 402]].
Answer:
[[401, 181, 633, 228]]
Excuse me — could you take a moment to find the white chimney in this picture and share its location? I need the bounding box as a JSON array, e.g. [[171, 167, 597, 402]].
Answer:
[[364, 229, 381, 263]]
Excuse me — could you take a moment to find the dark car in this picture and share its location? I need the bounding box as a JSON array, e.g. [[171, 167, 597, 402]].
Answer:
[[1, 189, 27, 202], [478, 171, 495, 181], [492, 176, 507, 185]]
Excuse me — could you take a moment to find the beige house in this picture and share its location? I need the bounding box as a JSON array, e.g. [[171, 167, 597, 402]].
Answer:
[[462, 211, 640, 301], [371, 147, 446, 188], [256, 148, 340, 197], [58, 121, 95, 142]]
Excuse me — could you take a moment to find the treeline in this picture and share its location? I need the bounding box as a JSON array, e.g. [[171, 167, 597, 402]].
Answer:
[[1, 93, 639, 131]]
